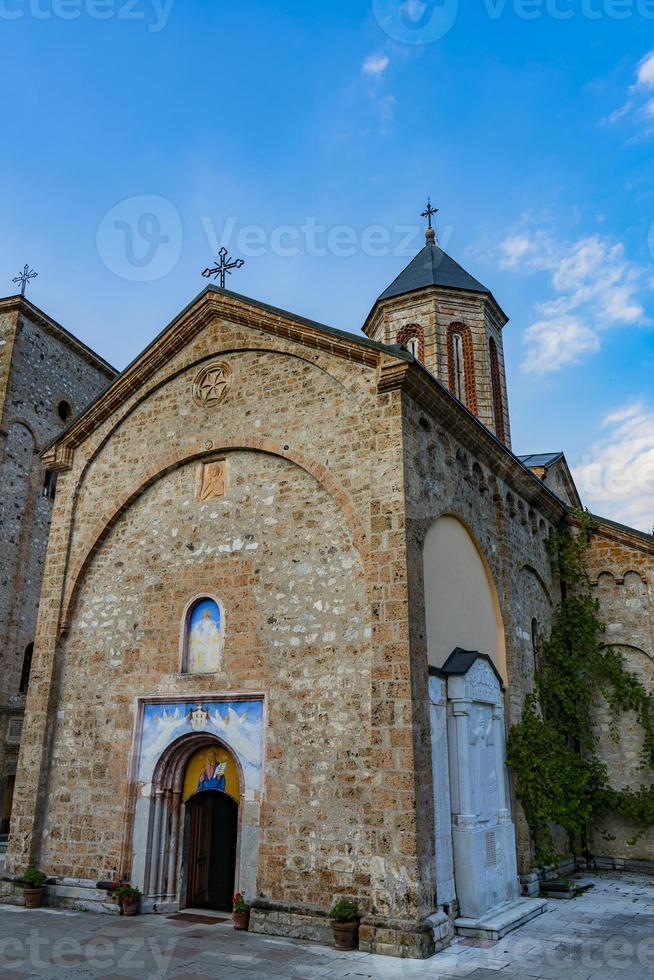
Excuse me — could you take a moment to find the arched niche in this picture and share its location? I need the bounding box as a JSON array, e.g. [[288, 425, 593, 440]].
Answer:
[[423, 515, 506, 684]]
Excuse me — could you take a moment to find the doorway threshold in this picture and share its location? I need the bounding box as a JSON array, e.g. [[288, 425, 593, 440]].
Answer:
[[168, 910, 231, 925]]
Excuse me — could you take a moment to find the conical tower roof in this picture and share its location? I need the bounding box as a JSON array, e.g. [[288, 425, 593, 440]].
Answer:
[[378, 240, 490, 303]]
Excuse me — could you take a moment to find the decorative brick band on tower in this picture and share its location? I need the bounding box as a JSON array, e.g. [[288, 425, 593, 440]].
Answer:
[[447, 322, 477, 414], [396, 324, 425, 362], [489, 336, 505, 444]]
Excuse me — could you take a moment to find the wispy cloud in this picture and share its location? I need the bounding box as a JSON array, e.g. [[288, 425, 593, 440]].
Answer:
[[497, 230, 647, 374], [574, 400, 654, 532], [362, 53, 390, 78], [605, 49, 654, 136]]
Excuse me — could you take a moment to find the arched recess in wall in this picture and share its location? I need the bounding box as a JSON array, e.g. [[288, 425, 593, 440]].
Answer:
[[489, 336, 505, 443], [447, 322, 477, 413], [396, 324, 425, 362], [423, 514, 506, 683]]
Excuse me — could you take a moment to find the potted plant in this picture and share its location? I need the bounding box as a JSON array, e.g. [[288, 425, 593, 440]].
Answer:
[[22, 867, 47, 909], [115, 883, 141, 916], [232, 892, 250, 930], [329, 898, 359, 951]]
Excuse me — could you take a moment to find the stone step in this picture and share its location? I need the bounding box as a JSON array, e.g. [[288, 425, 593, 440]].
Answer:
[[455, 897, 548, 941]]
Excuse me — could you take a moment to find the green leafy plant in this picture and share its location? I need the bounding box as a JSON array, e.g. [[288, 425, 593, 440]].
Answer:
[[232, 892, 250, 913], [329, 899, 359, 922], [22, 868, 46, 888], [114, 883, 141, 903], [507, 511, 654, 865]]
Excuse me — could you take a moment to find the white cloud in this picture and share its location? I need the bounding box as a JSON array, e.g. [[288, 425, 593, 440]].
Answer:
[[574, 400, 654, 532], [637, 51, 654, 89], [522, 316, 600, 374], [605, 49, 654, 136], [497, 229, 647, 374], [362, 54, 390, 78]]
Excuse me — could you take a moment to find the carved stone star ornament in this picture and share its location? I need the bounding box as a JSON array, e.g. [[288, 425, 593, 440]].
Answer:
[[193, 361, 232, 407]]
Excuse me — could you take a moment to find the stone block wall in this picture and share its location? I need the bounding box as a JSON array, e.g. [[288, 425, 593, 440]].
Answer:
[[7, 295, 431, 953], [585, 520, 654, 861], [0, 300, 114, 832]]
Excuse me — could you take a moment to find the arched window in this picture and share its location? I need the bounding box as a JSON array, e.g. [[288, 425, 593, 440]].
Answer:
[[452, 333, 465, 401], [181, 597, 223, 674], [396, 324, 425, 362], [489, 337, 505, 443], [447, 323, 477, 412], [19, 642, 34, 694]]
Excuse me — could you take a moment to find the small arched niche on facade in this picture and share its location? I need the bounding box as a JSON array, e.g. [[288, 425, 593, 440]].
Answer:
[[180, 596, 224, 674]]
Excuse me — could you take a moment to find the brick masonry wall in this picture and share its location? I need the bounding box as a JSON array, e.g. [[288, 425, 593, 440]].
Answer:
[[0, 304, 113, 827]]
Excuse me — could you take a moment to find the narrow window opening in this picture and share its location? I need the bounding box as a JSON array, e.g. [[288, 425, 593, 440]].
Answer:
[[57, 400, 72, 422], [453, 333, 466, 404], [43, 470, 57, 501], [19, 642, 34, 694]]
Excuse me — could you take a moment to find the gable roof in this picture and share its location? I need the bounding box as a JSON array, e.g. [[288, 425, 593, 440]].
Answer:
[[42, 285, 411, 460], [0, 294, 117, 377], [378, 242, 491, 302]]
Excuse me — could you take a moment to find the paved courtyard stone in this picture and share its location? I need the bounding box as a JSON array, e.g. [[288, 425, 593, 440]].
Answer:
[[0, 873, 653, 979]]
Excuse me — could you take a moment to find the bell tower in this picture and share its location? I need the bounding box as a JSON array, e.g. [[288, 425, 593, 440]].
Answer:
[[363, 203, 511, 447]]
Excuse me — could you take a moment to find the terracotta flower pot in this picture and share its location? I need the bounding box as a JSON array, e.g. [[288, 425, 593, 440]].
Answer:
[[24, 887, 44, 909], [121, 898, 139, 917], [331, 920, 359, 951], [232, 910, 250, 930]]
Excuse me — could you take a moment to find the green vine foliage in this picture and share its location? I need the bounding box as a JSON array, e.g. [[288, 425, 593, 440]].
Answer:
[[507, 511, 654, 866]]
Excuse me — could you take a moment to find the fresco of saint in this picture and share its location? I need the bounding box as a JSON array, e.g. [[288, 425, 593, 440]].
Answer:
[[197, 751, 227, 792], [187, 598, 222, 673]]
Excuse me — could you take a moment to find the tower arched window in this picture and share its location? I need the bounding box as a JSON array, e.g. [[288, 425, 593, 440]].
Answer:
[[489, 336, 505, 443], [396, 324, 424, 362], [447, 323, 477, 413]]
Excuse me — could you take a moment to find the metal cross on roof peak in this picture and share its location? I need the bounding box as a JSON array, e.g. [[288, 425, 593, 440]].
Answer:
[[12, 264, 38, 297], [202, 246, 245, 289], [421, 199, 439, 243]]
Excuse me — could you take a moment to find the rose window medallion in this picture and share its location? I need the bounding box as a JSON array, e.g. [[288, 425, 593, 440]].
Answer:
[[193, 362, 232, 407]]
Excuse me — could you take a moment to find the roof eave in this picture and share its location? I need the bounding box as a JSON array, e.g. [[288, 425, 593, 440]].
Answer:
[[0, 294, 118, 376], [363, 283, 509, 336], [42, 285, 411, 467]]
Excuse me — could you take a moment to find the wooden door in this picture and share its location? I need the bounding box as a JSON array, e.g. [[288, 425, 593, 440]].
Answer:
[[186, 791, 238, 910]]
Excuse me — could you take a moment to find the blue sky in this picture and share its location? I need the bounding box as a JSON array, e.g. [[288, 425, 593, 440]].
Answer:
[[2, 0, 654, 528]]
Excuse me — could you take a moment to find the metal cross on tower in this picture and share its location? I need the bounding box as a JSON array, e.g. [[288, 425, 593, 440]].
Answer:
[[12, 264, 38, 297], [202, 247, 245, 289], [421, 198, 439, 243]]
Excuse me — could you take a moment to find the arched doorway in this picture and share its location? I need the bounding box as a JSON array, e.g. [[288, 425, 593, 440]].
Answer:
[[186, 791, 238, 910], [142, 733, 242, 910]]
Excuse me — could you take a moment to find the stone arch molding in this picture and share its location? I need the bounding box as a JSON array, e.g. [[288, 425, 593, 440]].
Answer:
[[60, 441, 367, 634], [69, 342, 381, 506], [423, 514, 507, 684]]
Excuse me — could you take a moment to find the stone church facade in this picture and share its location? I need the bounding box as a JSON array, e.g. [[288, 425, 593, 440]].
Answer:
[[3, 235, 654, 957], [0, 297, 115, 840]]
